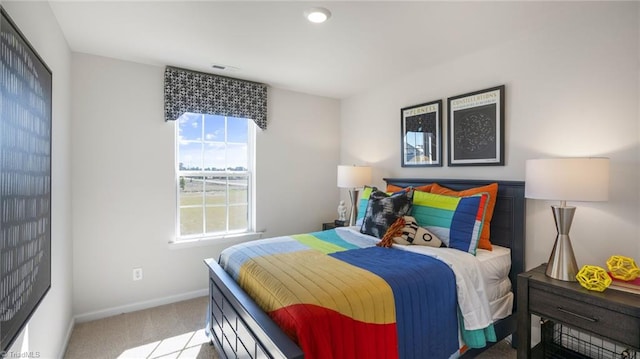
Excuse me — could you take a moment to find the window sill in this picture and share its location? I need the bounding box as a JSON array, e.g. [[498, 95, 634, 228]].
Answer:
[[168, 232, 263, 250]]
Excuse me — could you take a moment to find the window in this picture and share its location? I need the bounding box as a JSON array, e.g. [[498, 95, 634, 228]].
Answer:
[[176, 112, 255, 239]]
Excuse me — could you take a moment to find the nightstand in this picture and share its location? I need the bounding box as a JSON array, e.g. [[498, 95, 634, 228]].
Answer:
[[322, 221, 344, 230], [517, 264, 640, 358]]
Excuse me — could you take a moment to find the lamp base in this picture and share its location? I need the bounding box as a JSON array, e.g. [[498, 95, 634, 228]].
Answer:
[[546, 234, 579, 281], [348, 189, 360, 226], [545, 206, 578, 282]]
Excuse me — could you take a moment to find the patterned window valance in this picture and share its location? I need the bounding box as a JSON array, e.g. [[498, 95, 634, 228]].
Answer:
[[164, 66, 268, 130]]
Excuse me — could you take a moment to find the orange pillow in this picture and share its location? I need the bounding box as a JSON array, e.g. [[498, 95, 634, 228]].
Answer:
[[386, 184, 433, 193], [430, 183, 498, 251]]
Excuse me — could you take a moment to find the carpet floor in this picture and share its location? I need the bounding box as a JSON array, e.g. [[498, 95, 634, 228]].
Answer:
[[64, 296, 516, 358]]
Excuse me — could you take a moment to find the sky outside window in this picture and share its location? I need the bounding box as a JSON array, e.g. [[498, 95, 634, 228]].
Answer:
[[178, 113, 249, 171]]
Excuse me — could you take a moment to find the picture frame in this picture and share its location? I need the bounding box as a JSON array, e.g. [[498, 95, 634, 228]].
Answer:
[[1, 6, 52, 354], [401, 100, 443, 167], [447, 85, 505, 166]]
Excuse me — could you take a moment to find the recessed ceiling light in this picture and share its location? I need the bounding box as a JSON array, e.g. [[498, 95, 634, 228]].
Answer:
[[304, 7, 331, 24]]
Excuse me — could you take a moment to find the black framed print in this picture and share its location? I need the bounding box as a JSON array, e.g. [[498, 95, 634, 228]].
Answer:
[[447, 85, 505, 166], [401, 100, 442, 167], [1, 6, 52, 354]]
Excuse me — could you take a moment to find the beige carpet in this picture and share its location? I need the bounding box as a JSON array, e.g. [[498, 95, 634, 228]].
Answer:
[[64, 296, 217, 359], [64, 296, 515, 358]]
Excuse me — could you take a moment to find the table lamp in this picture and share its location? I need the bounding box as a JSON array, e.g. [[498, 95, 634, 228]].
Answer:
[[525, 158, 609, 281], [337, 165, 372, 226]]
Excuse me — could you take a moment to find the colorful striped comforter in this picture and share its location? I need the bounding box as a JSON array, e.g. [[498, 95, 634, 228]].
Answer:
[[219, 227, 495, 359]]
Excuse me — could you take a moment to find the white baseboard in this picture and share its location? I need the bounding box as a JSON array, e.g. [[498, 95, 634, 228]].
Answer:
[[57, 317, 76, 359], [74, 288, 208, 323]]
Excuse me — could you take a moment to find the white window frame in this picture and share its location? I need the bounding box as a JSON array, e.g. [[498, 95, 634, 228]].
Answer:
[[173, 113, 256, 243]]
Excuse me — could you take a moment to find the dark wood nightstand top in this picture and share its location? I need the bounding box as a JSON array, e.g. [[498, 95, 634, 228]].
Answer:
[[522, 264, 640, 315], [322, 222, 345, 231]]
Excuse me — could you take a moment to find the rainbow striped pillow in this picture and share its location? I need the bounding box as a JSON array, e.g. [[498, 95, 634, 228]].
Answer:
[[355, 186, 376, 226], [411, 191, 489, 255]]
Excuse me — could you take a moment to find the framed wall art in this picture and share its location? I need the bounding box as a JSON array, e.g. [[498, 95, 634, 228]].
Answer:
[[447, 85, 505, 166], [401, 100, 442, 167], [1, 6, 52, 353]]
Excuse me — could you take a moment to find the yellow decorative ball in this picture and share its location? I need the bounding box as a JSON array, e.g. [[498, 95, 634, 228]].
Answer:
[[576, 265, 612, 292], [606, 255, 640, 281]]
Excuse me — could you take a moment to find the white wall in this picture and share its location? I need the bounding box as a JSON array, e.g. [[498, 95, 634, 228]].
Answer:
[[341, 2, 640, 269], [70, 53, 340, 317], [2, 1, 74, 358], [637, 1, 640, 272], [257, 88, 341, 237]]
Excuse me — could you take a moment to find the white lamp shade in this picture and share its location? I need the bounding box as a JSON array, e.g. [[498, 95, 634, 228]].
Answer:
[[525, 158, 609, 202], [337, 165, 372, 188]]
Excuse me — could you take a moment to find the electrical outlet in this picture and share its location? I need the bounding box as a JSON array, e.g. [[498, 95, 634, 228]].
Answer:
[[132, 267, 143, 281]]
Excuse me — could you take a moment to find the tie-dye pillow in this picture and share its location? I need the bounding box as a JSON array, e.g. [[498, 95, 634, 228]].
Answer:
[[360, 189, 414, 239]]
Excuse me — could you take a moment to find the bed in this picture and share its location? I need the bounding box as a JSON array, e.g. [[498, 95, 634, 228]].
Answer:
[[205, 178, 525, 358]]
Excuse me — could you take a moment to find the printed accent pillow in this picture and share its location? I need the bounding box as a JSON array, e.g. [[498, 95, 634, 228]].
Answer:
[[355, 186, 376, 226], [431, 183, 498, 251], [360, 189, 414, 239], [412, 191, 489, 255], [392, 216, 442, 247]]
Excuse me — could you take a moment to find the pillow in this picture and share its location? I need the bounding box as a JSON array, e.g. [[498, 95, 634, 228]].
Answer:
[[386, 184, 433, 193], [412, 191, 489, 255], [355, 186, 376, 226], [356, 185, 426, 226], [430, 183, 498, 251], [360, 189, 414, 238], [392, 216, 442, 247]]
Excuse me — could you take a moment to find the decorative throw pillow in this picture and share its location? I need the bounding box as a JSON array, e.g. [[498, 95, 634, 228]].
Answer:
[[355, 186, 376, 226], [360, 189, 414, 239], [392, 216, 442, 247], [412, 191, 489, 255], [430, 183, 498, 251]]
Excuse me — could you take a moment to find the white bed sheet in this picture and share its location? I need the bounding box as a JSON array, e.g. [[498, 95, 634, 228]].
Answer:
[[476, 245, 513, 320], [476, 245, 512, 301], [488, 292, 513, 321]]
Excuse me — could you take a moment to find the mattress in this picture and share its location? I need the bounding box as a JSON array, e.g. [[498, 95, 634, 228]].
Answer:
[[476, 245, 513, 320]]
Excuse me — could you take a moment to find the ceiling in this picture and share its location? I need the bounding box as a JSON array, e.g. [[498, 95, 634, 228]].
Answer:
[[47, 1, 563, 99]]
